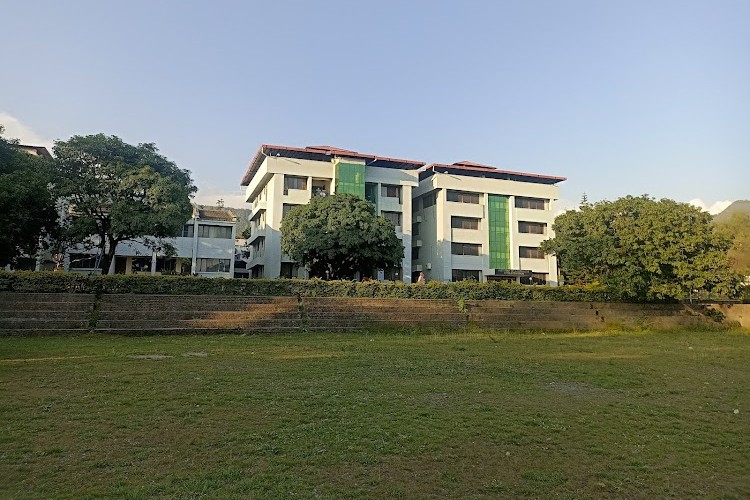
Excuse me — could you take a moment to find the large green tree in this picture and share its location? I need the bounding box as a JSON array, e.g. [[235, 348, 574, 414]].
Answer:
[[0, 127, 59, 267], [280, 194, 404, 279], [541, 195, 741, 300], [714, 212, 750, 276], [53, 134, 195, 274]]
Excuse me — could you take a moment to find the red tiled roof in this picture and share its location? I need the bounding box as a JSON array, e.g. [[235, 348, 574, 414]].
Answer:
[[240, 144, 425, 185], [422, 163, 566, 184]]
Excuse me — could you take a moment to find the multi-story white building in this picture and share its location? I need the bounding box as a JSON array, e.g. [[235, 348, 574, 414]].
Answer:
[[411, 161, 565, 284], [67, 206, 237, 278], [240, 145, 424, 281]]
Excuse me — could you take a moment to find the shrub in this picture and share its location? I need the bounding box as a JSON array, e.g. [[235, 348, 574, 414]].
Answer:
[[0, 271, 638, 302]]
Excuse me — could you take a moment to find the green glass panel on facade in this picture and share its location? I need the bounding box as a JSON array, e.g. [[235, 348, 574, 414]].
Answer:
[[335, 162, 365, 199], [488, 194, 510, 269]]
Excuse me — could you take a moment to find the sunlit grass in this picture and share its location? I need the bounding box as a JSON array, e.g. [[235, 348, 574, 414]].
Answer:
[[1, 329, 749, 498]]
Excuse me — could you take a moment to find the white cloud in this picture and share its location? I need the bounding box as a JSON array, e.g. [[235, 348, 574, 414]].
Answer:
[[688, 198, 732, 215], [193, 185, 248, 209], [0, 112, 54, 152]]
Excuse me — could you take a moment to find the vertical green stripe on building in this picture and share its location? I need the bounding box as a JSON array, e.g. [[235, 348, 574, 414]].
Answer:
[[488, 194, 510, 269], [335, 162, 365, 199]]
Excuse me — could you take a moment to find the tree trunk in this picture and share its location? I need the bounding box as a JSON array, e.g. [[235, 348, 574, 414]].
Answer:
[[99, 236, 118, 275]]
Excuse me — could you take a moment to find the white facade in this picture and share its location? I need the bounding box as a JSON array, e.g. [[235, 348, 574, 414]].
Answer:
[[412, 164, 563, 285], [241, 146, 422, 282], [67, 208, 237, 278]]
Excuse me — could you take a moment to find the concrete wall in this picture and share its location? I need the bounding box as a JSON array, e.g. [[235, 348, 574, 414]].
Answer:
[[0, 293, 736, 335]]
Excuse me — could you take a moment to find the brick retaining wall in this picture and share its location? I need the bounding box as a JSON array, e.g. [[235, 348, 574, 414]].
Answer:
[[0, 292, 729, 335]]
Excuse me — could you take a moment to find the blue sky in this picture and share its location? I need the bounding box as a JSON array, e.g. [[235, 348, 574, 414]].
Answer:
[[2, 0, 748, 213]]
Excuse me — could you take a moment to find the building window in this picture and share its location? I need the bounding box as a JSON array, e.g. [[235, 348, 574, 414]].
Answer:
[[197, 224, 233, 239], [422, 192, 437, 208], [382, 211, 401, 227], [282, 203, 300, 219], [181, 224, 194, 237], [521, 273, 548, 285], [251, 265, 264, 279], [284, 175, 307, 194], [515, 197, 547, 210], [412, 247, 420, 260], [365, 183, 378, 206], [252, 238, 265, 258], [280, 262, 298, 279], [69, 254, 99, 269], [447, 190, 480, 204], [519, 246, 545, 259], [381, 184, 402, 203], [384, 267, 402, 281], [451, 216, 480, 230], [412, 223, 420, 236], [518, 221, 547, 234], [451, 242, 481, 256], [452, 269, 481, 282], [196, 258, 231, 272]]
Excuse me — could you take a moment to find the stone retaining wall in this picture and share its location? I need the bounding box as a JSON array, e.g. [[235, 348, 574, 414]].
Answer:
[[0, 292, 729, 335]]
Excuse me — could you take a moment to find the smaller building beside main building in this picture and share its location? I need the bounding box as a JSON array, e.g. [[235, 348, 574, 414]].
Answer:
[[67, 206, 237, 278]]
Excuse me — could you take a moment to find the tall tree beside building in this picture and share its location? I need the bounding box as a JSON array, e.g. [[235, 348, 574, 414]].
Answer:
[[0, 127, 59, 267], [714, 212, 750, 277], [53, 134, 195, 274], [280, 194, 404, 279], [541, 195, 741, 300]]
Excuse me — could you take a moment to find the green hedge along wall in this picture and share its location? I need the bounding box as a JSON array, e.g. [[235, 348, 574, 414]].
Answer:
[[0, 271, 635, 302]]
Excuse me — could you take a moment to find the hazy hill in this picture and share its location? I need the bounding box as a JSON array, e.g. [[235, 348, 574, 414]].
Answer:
[[714, 200, 750, 223]]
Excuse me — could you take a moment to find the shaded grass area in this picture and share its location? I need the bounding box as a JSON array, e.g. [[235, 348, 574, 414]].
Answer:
[[1, 329, 749, 498]]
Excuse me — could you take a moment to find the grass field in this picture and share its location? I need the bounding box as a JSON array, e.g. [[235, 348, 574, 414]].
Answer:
[[1, 329, 749, 499]]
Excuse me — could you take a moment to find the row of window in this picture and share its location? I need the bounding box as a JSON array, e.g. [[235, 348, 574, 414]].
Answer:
[[283, 203, 401, 228], [283, 175, 402, 202], [68, 255, 232, 273], [449, 217, 546, 233], [450, 270, 548, 283], [181, 224, 233, 239], [415, 190, 549, 210], [196, 258, 231, 273], [445, 244, 546, 259]]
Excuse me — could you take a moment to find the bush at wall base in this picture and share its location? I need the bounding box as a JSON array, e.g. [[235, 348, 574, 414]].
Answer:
[[0, 271, 642, 302]]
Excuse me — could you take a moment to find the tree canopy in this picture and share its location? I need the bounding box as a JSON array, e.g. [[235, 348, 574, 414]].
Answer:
[[280, 194, 404, 279], [540, 195, 741, 300], [714, 212, 750, 277], [53, 134, 195, 274], [0, 127, 59, 267]]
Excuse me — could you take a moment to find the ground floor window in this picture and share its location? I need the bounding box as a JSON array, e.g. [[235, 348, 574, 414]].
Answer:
[[521, 273, 548, 285], [280, 262, 299, 279], [383, 267, 402, 281], [452, 269, 481, 282], [251, 265, 264, 278], [196, 258, 231, 273], [69, 253, 100, 269]]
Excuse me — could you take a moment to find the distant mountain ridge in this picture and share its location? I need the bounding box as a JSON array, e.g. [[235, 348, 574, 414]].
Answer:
[[714, 200, 750, 223]]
